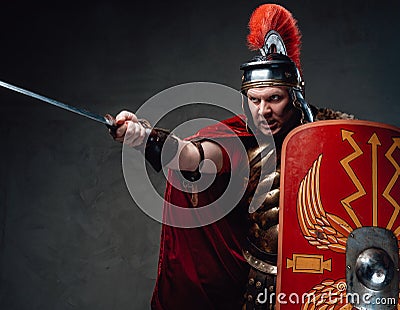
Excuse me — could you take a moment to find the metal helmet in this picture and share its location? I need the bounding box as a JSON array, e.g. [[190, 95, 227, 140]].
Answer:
[[240, 4, 314, 124]]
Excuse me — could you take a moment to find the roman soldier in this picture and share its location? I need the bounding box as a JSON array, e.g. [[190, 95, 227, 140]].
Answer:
[[111, 4, 354, 309]]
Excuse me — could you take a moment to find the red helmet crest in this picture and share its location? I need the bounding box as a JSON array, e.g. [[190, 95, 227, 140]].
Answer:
[[247, 4, 302, 71]]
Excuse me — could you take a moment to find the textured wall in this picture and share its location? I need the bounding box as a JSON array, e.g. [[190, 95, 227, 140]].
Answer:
[[0, 1, 399, 309]]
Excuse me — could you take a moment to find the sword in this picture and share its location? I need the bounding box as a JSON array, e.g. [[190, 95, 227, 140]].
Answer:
[[0, 80, 117, 129]]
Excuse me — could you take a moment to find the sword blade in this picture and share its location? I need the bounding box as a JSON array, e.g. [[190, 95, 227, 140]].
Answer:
[[0, 80, 113, 127]]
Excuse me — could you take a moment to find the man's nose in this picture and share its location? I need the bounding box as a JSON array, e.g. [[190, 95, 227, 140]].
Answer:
[[258, 100, 272, 116]]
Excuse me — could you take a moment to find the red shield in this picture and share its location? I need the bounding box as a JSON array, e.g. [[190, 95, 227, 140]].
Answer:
[[276, 120, 400, 309]]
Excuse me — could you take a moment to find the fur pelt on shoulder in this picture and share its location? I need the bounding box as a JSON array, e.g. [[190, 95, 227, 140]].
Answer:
[[315, 107, 355, 121]]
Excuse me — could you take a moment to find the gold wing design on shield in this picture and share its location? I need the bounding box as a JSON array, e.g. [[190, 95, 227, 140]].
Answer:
[[301, 278, 349, 310], [297, 155, 354, 253]]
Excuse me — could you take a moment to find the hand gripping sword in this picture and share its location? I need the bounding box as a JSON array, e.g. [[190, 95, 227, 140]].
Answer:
[[0, 80, 118, 130]]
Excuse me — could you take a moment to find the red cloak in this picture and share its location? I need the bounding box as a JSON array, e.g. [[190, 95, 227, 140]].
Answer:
[[151, 115, 253, 309]]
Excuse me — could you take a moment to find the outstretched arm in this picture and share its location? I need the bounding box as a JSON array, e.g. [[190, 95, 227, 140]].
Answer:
[[111, 110, 223, 173]]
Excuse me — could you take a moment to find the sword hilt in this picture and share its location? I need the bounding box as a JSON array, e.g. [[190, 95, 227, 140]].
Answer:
[[104, 114, 119, 137], [104, 114, 152, 140]]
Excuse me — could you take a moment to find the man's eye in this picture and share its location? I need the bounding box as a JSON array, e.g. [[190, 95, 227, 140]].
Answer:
[[249, 97, 260, 104], [269, 95, 281, 102]]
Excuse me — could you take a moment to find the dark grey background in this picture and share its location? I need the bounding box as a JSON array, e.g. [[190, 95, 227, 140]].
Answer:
[[0, 1, 399, 309]]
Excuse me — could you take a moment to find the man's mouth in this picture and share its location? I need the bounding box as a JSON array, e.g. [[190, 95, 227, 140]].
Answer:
[[260, 119, 277, 128]]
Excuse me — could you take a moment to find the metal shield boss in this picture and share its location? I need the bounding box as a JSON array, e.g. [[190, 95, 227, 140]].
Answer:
[[277, 120, 400, 309]]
